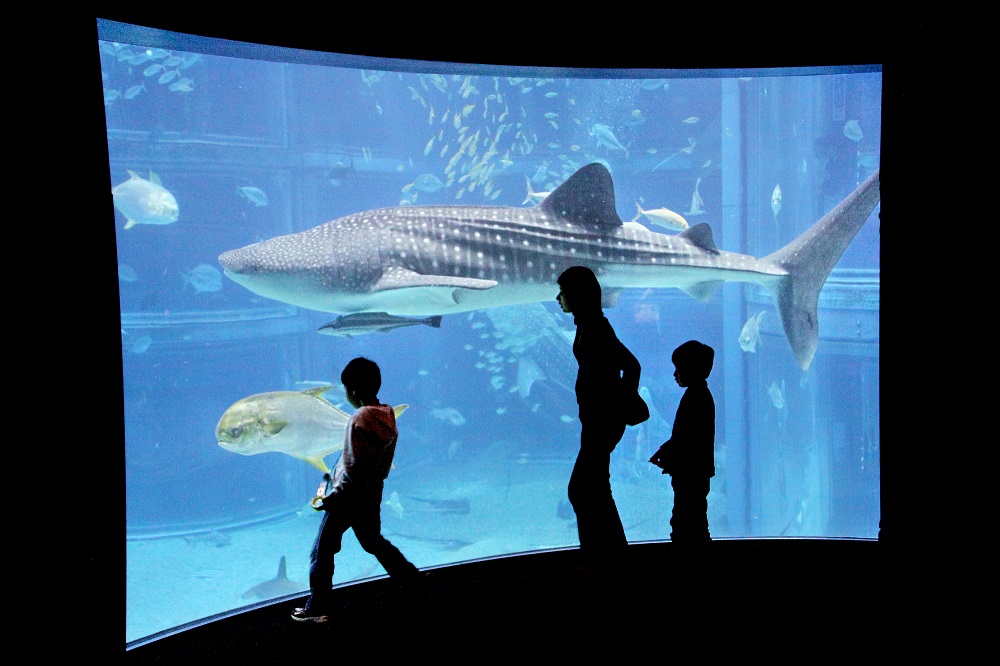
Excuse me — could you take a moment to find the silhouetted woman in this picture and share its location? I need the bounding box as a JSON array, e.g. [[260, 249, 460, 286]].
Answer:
[[557, 265, 641, 576]]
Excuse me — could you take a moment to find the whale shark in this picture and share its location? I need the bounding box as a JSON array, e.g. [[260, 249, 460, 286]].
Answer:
[[219, 163, 880, 370]]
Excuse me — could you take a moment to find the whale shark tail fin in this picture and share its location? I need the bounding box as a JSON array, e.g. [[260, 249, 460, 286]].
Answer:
[[762, 169, 880, 371]]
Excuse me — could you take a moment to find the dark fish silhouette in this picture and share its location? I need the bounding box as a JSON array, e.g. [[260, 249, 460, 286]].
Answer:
[[182, 529, 232, 548], [241, 556, 304, 600], [317, 312, 443, 338], [387, 533, 474, 551], [404, 496, 471, 515]]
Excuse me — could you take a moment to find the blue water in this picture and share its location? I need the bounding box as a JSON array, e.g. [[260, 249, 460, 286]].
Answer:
[[103, 25, 881, 643]]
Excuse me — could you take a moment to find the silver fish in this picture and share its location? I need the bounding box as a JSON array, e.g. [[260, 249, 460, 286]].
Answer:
[[589, 123, 628, 156], [182, 263, 223, 293], [522, 177, 552, 205], [768, 380, 785, 410], [844, 120, 863, 142], [112, 170, 179, 229], [238, 186, 269, 207], [686, 177, 706, 216], [739, 311, 766, 353], [632, 202, 689, 231]]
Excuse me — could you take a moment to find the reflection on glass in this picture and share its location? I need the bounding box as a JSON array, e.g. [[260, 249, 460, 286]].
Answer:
[[104, 22, 881, 643]]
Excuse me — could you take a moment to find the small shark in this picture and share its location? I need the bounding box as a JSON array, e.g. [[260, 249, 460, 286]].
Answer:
[[317, 312, 442, 337], [241, 556, 304, 600], [219, 163, 880, 370]]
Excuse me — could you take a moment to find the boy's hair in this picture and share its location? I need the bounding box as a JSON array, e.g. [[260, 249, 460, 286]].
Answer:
[[557, 265, 602, 311], [341, 357, 381, 398], [672, 340, 714, 381]]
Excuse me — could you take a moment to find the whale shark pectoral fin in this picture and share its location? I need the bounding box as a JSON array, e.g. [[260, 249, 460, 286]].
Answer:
[[373, 267, 498, 292], [681, 280, 723, 302]]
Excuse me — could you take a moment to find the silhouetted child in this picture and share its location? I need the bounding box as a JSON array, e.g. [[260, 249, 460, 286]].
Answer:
[[649, 340, 715, 544], [292, 357, 421, 622]]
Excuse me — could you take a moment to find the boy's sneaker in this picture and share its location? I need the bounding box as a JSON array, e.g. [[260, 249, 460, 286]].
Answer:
[[290, 606, 330, 623]]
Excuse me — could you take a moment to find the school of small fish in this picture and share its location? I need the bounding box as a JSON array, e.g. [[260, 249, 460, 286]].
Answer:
[[359, 72, 711, 209], [99, 41, 200, 105]]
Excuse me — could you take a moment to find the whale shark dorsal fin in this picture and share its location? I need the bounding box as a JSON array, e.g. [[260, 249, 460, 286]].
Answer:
[[373, 266, 497, 292], [677, 223, 720, 254], [540, 162, 621, 228]]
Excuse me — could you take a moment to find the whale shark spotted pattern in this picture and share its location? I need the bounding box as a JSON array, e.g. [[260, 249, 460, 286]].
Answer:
[[218, 163, 880, 370]]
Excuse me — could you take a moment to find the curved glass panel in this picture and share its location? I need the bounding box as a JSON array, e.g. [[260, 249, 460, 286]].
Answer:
[[102, 19, 881, 643]]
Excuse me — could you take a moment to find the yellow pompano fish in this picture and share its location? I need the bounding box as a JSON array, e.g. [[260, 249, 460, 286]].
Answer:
[[215, 386, 408, 472], [632, 202, 689, 231]]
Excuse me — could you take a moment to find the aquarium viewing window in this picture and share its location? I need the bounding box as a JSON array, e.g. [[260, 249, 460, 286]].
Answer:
[[101, 18, 881, 644]]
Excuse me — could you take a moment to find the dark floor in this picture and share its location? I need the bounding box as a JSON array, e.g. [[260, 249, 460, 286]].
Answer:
[[125, 539, 887, 660]]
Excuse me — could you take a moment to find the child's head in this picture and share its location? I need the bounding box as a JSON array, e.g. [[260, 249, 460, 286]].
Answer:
[[341, 357, 381, 405], [671, 340, 714, 383]]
